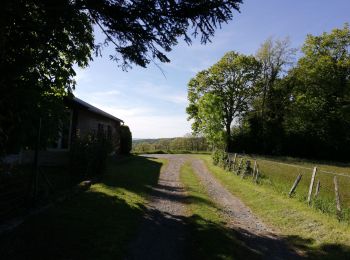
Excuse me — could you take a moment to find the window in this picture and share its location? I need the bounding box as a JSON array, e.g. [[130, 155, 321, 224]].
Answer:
[[97, 123, 104, 136], [48, 110, 72, 150], [107, 125, 112, 140]]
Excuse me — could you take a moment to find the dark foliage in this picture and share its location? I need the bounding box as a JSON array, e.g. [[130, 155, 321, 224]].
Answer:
[[120, 125, 132, 155], [69, 134, 112, 179], [0, 0, 94, 154]]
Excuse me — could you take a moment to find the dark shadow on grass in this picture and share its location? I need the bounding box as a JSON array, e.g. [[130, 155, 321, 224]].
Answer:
[[285, 235, 350, 260], [0, 155, 163, 260]]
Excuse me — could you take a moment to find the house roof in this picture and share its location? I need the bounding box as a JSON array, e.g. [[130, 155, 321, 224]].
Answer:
[[69, 97, 124, 123]]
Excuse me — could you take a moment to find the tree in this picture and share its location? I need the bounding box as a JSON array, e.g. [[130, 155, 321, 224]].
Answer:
[[255, 37, 296, 151], [231, 24, 350, 160], [1, 0, 94, 153], [1, 0, 243, 154], [256, 37, 296, 112], [284, 23, 350, 159], [187, 51, 261, 151]]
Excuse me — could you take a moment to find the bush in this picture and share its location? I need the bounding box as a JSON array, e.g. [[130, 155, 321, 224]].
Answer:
[[120, 125, 132, 155], [212, 149, 228, 167], [69, 134, 112, 180]]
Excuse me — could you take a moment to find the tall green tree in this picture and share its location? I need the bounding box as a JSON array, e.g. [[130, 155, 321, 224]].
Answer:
[[187, 51, 261, 150], [1, 0, 243, 154], [254, 37, 296, 151], [256, 37, 296, 115], [285, 23, 350, 158]]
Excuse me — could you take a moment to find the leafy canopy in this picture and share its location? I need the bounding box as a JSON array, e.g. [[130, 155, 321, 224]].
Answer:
[[187, 51, 261, 150], [286, 23, 350, 141]]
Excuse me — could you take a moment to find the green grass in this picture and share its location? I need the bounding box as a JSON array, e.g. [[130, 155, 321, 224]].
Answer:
[[197, 154, 350, 259], [0, 155, 167, 259], [232, 154, 350, 220], [180, 162, 261, 260]]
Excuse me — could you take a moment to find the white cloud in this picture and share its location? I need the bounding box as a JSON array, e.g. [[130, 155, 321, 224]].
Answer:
[[128, 115, 192, 138]]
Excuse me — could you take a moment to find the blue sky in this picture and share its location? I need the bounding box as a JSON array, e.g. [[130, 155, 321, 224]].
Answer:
[[74, 0, 350, 139]]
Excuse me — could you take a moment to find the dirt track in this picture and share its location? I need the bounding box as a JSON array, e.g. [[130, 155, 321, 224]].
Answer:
[[127, 154, 300, 260], [127, 155, 189, 260]]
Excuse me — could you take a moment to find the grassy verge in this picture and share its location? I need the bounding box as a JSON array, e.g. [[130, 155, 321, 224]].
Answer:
[[0, 155, 167, 259], [180, 162, 260, 259], [236, 154, 350, 219], [197, 154, 350, 259]]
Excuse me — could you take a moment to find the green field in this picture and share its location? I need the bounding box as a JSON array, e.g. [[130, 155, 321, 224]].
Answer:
[[227, 153, 350, 220]]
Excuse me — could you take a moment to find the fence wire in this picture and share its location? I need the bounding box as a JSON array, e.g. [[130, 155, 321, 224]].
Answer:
[[227, 153, 350, 221], [0, 164, 76, 224]]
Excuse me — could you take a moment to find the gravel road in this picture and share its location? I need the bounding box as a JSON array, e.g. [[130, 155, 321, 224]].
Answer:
[[191, 158, 301, 259], [127, 154, 300, 260], [127, 155, 189, 260]]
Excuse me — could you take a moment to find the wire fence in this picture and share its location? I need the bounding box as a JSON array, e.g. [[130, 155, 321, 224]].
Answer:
[[224, 153, 350, 222], [0, 163, 77, 225]]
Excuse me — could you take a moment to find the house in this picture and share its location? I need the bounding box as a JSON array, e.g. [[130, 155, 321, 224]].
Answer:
[[60, 97, 124, 151], [6, 97, 124, 166]]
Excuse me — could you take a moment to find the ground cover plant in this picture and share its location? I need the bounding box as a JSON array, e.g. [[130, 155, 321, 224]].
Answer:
[[0, 156, 166, 259], [197, 154, 350, 258]]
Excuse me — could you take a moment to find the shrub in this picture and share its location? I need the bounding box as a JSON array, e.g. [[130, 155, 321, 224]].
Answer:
[[212, 149, 228, 167], [69, 134, 112, 180], [120, 125, 132, 155]]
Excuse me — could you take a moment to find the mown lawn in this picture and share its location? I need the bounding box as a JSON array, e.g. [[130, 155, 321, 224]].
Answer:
[[180, 162, 260, 260], [0, 155, 166, 259], [197, 155, 350, 259]]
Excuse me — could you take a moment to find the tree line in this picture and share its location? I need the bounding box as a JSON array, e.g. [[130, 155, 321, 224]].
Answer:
[[187, 24, 350, 161], [132, 136, 209, 153]]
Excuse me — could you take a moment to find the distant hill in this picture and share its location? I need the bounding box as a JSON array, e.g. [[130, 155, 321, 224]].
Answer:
[[132, 138, 177, 144]]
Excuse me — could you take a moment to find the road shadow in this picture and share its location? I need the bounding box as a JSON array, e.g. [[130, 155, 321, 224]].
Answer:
[[284, 235, 350, 259]]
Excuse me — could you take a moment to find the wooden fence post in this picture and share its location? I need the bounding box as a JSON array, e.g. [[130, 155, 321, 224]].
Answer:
[[252, 160, 257, 178], [241, 160, 250, 179], [334, 176, 341, 219], [307, 167, 317, 205], [254, 167, 259, 183], [237, 158, 243, 175], [314, 180, 320, 198], [232, 153, 237, 171], [289, 174, 302, 197], [227, 155, 232, 171]]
